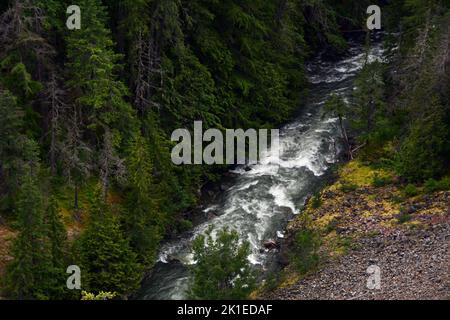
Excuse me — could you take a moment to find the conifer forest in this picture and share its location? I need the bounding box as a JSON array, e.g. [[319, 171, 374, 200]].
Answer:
[[0, 0, 449, 302]]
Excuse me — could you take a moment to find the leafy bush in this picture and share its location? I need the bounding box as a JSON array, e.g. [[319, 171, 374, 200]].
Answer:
[[290, 229, 321, 275]]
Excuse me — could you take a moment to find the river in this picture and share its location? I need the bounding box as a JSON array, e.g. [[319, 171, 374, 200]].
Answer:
[[136, 35, 385, 300]]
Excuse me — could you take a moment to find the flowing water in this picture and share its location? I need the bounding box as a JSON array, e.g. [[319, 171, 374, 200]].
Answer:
[[137, 37, 385, 300]]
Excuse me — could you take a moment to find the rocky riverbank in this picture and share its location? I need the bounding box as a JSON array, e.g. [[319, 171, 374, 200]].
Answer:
[[265, 160, 450, 300]]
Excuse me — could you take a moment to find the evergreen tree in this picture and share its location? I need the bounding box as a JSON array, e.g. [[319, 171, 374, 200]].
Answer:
[[45, 197, 67, 271], [61, 0, 141, 208], [190, 228, 256, 300], [65, 0, 137, 142], [397, 100, 449, 181], [3, 167, 54, 299], [124, 133, 162, 265], [0, 89, 40, 213], [42, 196, 70, 299], [325, 94, 353, 160], [78, 186, 142, 296]]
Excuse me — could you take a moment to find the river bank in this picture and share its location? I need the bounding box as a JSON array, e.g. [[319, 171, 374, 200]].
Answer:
[[264, 160, 450, 300], [136, 35, 386, 300]]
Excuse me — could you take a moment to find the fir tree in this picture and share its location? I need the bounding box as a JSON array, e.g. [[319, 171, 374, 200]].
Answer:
[[45, 197, 67, 270], [78, 186, 142, 296], [3, 167, 54, 300], [190, 228, 256, 300], [124, 133, 162, 265], [42, 196, 70, 299], [0, 89, 40, 213]]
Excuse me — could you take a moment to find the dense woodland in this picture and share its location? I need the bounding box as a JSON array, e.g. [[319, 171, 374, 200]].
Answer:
[[0, 0, 448, 299]]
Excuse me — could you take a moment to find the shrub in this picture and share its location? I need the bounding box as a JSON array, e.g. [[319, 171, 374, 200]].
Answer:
[[424, 177, 450, 193], [372, 174, 393, 187], [290, 229, 321, 274], [340, 182, 358, 193], [310, 194, 322, 209], [177, 219, 193, 233], [403, 184, 419, 197], [397, 213, 412, 224]]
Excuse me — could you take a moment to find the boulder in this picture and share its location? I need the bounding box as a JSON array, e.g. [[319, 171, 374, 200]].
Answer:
[[263, 240, 279, 250]]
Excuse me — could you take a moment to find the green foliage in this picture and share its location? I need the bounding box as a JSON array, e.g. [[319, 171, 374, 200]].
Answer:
[[424, 177, 450, 193], [397, 212, 412, 224], [176, 219, 194, 233], [3, 169, 64, 300], [42, 196, 70, 298], [2, 0, 448, 300], [78, 186, 143, 296], [190, 228, 256, 300], [0, 89, 41, 213], [310, 194, 322, 209], [124, 133, 163, 265], [352, 61, 389, 145], [396, 106, 449, 182], [290, 229, 320, 275], [81, 291, 117, 300], [372, 174, 393, 188], [65, 0, 138, 149], [340, 182, 358, 193], [403, 184, 419, 198]]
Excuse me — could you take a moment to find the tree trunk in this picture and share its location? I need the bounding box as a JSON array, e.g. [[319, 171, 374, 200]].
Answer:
[[74, 182, 79, 210], [339, 115, 353, 160]]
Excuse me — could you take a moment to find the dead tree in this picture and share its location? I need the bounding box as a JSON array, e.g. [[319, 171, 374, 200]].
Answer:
[[99, 129, 126, 200]]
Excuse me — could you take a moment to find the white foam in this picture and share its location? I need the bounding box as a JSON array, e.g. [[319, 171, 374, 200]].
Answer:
[[236, 180, 259, 191], [269, 185, 296, 213]]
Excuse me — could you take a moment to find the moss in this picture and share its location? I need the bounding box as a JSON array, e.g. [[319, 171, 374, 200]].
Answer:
[[338, 160, 394, 188]]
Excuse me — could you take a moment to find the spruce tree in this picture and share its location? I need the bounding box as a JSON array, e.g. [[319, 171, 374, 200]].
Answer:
[[0, 89, 40, 213], [42, 196, 70, 299], [190, 228, 256, 300], [65, 0, 137, 144], [79, 186, 142, 296], [4, 168, 54, 300], [125, 133, 162, 265]]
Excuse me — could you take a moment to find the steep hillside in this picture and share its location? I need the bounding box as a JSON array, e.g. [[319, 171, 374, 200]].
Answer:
[[266, 161, 450, 300]]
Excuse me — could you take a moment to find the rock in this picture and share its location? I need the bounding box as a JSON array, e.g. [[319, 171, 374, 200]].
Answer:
[[263, 240, 279, 250], [207, 212, 217, 220]]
